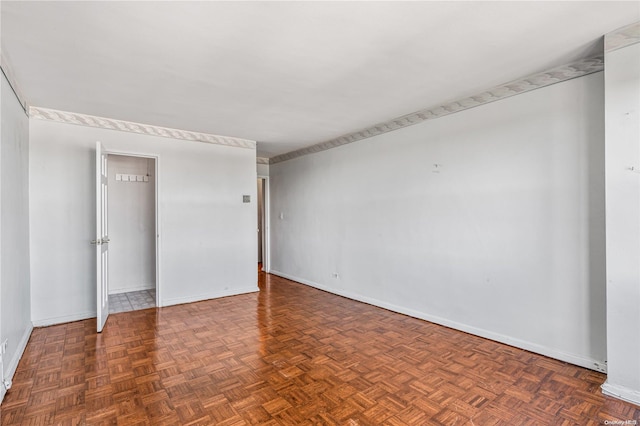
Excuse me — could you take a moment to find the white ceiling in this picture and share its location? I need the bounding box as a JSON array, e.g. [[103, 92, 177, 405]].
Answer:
[[2, 2, 638, 158]]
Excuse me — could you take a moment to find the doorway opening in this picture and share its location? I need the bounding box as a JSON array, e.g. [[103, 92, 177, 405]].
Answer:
[[257, 177, 269, 273], [106, 154, 158, 313]]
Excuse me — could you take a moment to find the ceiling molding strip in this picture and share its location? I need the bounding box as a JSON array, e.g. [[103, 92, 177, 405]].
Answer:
[[256, 157, 270, 165], [0, 50, 29, 114], [605, 21, 640, 53], [29, 106, 256, 149], [268, 55, 604, 165]]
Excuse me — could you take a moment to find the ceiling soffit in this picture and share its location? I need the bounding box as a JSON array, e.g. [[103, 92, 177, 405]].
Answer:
[[266, 21, 639, 165], [0, 50, 28, 113], [10, 22, 640, 162], [268, 55, 605, 164]]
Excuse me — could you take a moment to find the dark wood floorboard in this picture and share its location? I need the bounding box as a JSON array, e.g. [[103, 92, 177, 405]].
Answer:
[[2, 270, 639, 425]]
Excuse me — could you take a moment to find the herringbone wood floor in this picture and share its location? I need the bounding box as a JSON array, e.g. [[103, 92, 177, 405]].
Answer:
[[2, 270, 639, 425]]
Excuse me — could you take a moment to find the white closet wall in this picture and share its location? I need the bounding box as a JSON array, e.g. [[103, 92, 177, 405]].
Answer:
[[107, 155, 155, 294]]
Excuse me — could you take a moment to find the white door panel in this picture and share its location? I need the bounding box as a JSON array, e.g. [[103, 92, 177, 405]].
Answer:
[[95, 141, 109, 332]]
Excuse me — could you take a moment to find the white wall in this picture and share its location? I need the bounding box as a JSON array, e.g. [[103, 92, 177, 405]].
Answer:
[[29, 119, 258, 325], [270, 73, 606, 371], [257, 163, 269, 177], [0, 73, 31, 400], [107, 155, 155, 294], [602, 41, 640, 405]]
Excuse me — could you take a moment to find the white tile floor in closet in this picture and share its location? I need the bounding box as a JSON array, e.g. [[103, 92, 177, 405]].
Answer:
[[109, 289, 156, 313]]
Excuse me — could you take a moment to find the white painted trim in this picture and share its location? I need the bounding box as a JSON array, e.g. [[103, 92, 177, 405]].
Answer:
[[269, 56, 604, 164], [162, 286, 259, 308], [29, 106, 256, 150], [105, 149, 160, 159], [108, 284, 155, 295], [5, 323, 33, 382], [605, 21, 640, 53], [0, 323, 33, 403], [269, 270, 607, 373], [257, 157, 270, 165], [258, 175, 270, 273], [601, 381, 640, 406], [156, 156, 162, 307], [32, 311, 96, 327], [33, 286, 258, 325]]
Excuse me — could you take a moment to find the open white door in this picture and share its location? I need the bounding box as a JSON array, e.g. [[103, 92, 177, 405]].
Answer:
[[94, 141, 109, 332]]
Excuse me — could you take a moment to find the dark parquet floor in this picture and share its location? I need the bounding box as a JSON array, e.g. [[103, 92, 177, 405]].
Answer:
[[1, 269, 639, 425]]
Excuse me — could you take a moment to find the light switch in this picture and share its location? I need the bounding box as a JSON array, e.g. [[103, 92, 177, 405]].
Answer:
[[143, 176, 149, 182], [137, 175, 144, 182], [243, 195, 251, 203], [122, 175, 130, 182], [116, 174, 122, 181]]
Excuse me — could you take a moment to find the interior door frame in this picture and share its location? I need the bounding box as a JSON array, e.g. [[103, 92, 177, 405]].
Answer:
[[257, 175, 270, 273], [106, 149, 162, 307]]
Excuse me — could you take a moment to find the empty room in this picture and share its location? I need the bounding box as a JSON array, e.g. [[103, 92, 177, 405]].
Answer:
[[0, 1, 639, 424]]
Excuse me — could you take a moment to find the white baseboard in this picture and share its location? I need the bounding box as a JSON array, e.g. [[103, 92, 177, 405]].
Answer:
[[602, 381, 640, 406], [32, 311, 96, 327], [32, 286, 260, 325], [269, 270, 607, 373], [109, 284, 155, 295], [6, 323, 33, 381], [162, 286, 259, 307], [0, 322, 33, 403]]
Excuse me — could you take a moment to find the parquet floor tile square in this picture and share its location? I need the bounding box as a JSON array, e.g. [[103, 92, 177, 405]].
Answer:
[[2, 270, 639, 425]]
